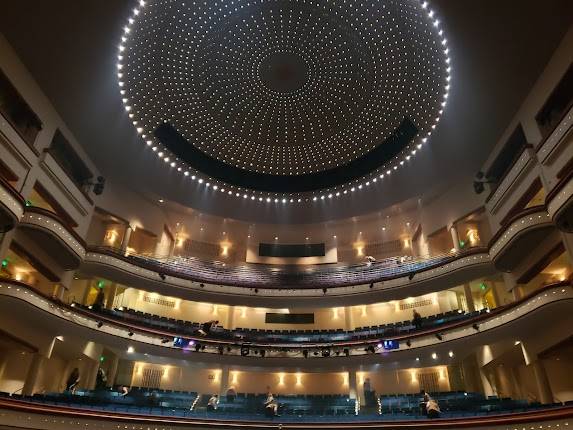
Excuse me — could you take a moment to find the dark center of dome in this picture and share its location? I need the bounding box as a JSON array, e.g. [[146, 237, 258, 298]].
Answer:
[[259, 52, 309, 93]]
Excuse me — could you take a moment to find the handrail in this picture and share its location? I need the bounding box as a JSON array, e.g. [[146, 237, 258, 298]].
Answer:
[[0, 176, 26, 206], [87, 245, 489, 289], [0, 397, 571, 429]]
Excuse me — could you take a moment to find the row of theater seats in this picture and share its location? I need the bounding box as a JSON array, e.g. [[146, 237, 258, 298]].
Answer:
[[378, 391, 533, 415], [2, 389, 568, 422], [124, 250, 454, 288], [194, 393, 356, 416], [84, 305, 489, 343]]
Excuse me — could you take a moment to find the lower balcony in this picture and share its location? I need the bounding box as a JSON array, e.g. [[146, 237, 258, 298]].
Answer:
[[489, 207, 555, 272], [0, 177, 24, 233], [17, 207, 86, 270]]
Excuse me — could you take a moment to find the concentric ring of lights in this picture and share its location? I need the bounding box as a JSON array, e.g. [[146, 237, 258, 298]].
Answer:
[[118, 0, 451, 205]]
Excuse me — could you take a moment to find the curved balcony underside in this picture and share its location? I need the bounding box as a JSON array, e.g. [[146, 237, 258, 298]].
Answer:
[[489, 207, 555, 272], [0, 178, 25, 233], [18, 208, 86, 270], [0, 280, 570, 369]]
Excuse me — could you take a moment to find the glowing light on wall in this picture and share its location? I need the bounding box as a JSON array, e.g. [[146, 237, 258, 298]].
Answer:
[[278, 373, 285, 385], [343, 373, 349, 386], [466, 228, 480, 246], [410, 370, 418, 383], [296, 373, 302, 386], [241, 307, 247, 318], [104, 229, 119, 245], [361, 305, 367, 317], [332, 308, 340, 319], [231, 371, 238, 385]]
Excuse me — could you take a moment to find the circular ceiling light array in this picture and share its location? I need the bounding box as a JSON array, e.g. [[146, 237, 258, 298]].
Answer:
[[118, 0, 451, 204]]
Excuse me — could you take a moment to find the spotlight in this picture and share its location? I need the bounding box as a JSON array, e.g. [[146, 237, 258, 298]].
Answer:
[[435, 333, 443, 341], [93, 176, 106, 195], [313, 351, 319, 356], [158, 272, 166, 281], [240, 345, 250, 356], [199, 283, 204, 288], [343, 348, 350, 357], [161, 338, 170, 344], [322, 287, 327, 294], [365, 345, 375, 354], [303, 350, 309, 358], [408, 273, 415, 281], [406, 340, 411, 347], [218, 345, 224, 355], [369, 283, 374, 289], [335, 350, 341, 356], [128, 331, 134, 337], [254, 288, 259, 294], [260, 349, 266, 358], [473, 171, 495, 194], [97, 322, 103, 328], [321, 348, 331, 357], [194, 343, 201, 352], [472, 323, 480, 331], [227, 346, 232, 353]]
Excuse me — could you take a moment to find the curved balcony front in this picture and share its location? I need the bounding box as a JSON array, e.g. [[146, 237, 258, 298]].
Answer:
[[0, 177, 25, 233], [82, 247, 493, 306], [0, 279, 570, 369], [489, 207, 555, 272], [18, 207, 86, 270]]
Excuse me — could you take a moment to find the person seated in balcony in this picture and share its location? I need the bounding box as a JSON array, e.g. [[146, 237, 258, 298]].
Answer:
[[264, 392, 280, 417], [419, 389, 430, 415], [426, 398, 441, 418], [198, 320, 219, 336], [412, 309, 423, 330], [207, 394, 219, 411], [226, 386, 237, 403], [65, 368, 80, 394], [118, 385, 130, 397], [92, 288, 105, 312], [365, 255, 376, 266]]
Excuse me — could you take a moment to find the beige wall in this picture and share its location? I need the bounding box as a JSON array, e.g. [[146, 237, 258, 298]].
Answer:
[[115, 287, 459, 330]]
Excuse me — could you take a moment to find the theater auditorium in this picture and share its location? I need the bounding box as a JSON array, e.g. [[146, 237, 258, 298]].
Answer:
[[0, 0, 572, 429]]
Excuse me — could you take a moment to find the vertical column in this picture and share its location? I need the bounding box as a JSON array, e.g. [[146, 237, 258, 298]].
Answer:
[[51, 284, 64, 301], [225, 306, 235, 330], [560, 232, 573, 268], [0, 231, 15, 261], [120, 226, 133, 255], [219, 366, 230, 396], [344, 307, 354, 331], [81, 280, 93, 306], [532, 360, 553, 404], [85, 359, 99, 390], [107, 355, 119, 388], [463, 284, 476, 312], [348, 371, 358, 399], [450, 225, 460, 252], [105, 283, 118, 310], [22, 354, 45, 396], [520, 342, 554, 404]]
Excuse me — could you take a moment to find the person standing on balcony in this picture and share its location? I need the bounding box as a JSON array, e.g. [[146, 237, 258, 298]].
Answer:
[[412, 309, 423, 330]]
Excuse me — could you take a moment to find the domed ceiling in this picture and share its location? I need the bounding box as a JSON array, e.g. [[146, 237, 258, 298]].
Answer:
[[119, 0, 450, 201]]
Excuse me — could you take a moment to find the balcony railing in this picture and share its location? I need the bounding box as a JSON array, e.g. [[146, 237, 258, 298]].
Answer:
[[89, 246, 487, 289]]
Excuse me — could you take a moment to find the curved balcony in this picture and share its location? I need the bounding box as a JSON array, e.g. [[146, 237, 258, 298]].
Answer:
[[82, 247, 493, 306], [18, 207, 86, 269], [0, 279, 570, 367], [0, 393, 571, 429], [547, 168, 573, 232], [0, 177, 25, 233], [489, 206, 555, 272]]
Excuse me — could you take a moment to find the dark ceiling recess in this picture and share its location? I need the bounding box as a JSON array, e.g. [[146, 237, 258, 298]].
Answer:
[[154, 118, 418, 193]]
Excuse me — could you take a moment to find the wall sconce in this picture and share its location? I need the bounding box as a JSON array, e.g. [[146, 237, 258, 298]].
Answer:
[[104, 229, 119, 245], [466, 228, 480, 246], [296, 373, 302, 386]]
